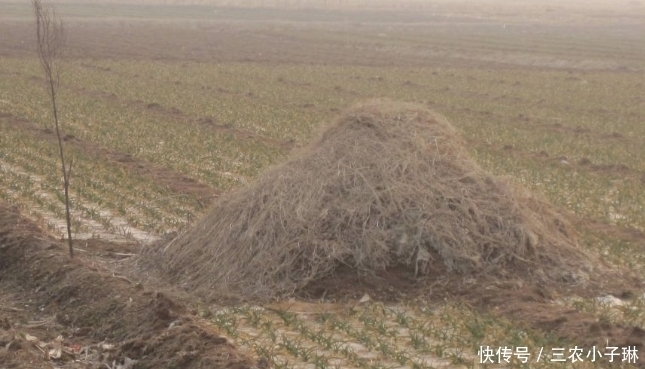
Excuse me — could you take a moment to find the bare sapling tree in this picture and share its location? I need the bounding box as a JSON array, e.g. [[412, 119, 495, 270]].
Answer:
[[32, 0, 74, 258]]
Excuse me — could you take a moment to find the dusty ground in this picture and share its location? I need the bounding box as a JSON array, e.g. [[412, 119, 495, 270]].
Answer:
[[0, 203, 262, 369], [298, 250, 645, 351]]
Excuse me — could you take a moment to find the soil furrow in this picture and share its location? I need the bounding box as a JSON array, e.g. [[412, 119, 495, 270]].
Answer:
[[72, 84, 296, 151], [0, 112, 219, 206], [2, 68, 295, 151], [444, 103, 644, 147], [468, 137, 645, 182]]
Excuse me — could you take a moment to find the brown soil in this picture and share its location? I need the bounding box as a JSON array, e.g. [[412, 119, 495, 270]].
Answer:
[[299, 250, 645, 359], [3, 10, 641, 72], [0, 20, 441, 67], [577, 219, 645, 247], [0, 203, 259, 369]]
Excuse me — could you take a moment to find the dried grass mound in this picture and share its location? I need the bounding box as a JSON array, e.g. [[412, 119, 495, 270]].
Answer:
[[147, 100, 595, 301]]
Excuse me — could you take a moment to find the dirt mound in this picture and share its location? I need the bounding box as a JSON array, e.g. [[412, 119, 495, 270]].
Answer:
[[0, 204, 258, 369], [144, 100, 597, 302]]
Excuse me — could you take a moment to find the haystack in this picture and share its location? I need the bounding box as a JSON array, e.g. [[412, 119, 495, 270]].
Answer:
[[146, 100, 594, 301]]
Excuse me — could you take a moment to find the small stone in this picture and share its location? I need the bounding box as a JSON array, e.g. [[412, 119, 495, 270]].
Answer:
[[596, 295, 624, 306]]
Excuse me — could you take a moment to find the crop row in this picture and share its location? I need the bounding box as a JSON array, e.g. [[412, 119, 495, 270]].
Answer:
[[0, 117, 202, 237], [206, 301, 593, 369], [1, 57, 643, 235]]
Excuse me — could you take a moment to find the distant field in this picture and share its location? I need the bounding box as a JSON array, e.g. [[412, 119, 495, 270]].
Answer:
[[1, 1, 644, 367]]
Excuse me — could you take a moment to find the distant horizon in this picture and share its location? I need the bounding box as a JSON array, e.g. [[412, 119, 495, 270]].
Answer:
[[1, 0, 640, 5], [2, 0, 642, 15]]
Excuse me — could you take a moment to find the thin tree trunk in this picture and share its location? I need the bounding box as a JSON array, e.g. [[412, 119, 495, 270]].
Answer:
[[33, 0, 73, 258]]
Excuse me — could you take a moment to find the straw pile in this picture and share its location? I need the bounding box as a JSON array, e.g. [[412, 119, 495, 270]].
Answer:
[[145, 100, 594, 301]]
